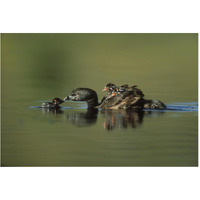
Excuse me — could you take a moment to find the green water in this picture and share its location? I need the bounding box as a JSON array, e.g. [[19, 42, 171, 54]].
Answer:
[[1, 33, 198, 166]]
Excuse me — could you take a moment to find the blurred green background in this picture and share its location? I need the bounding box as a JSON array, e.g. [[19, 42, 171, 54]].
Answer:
[[2, 33, 198, 102], [1, 33, 198, 166]]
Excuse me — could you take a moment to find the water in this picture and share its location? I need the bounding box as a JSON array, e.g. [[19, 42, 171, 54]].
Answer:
[[1, 33, 198, 166]]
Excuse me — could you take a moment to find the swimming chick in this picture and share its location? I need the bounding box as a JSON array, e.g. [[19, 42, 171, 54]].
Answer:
[[40, 98, 64, 109]]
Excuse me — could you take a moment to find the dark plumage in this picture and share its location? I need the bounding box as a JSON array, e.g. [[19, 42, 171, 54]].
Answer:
[[102, 83, 116, 92], [100, 83, 117, 105], [64, 88, 99, 109], [40, 98, 64, 109], [118, 84, 129, 93], [64, 85, 166, 110]]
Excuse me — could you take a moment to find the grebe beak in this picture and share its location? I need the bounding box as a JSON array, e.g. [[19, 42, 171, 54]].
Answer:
[[102, 87, 108, 92]]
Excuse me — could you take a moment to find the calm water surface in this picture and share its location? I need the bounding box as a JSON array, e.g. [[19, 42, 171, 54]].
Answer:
[[1, 34, 198, 166]]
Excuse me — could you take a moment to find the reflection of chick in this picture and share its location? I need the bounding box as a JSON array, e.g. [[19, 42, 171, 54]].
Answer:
[[103, 111, 116, 130], [101, 109, 145, 131]]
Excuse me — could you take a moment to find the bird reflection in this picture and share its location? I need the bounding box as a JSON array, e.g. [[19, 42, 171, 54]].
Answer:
[[40, 107, 164, 130], [101, 109, 145, 130], [66, 108, 98, 127], [65, 108, 164, 130], [41, 107, 64, 114]]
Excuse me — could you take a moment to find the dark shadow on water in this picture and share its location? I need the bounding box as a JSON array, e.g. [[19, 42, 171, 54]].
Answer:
[[101, 109, 146, 130], [41, 108, 64, 114], [64, 108, 165, 130], [66, 108, 98, 127], [29, 106, 64, 114], [62, 102, 197, 130], [30, 102, 198, 131]]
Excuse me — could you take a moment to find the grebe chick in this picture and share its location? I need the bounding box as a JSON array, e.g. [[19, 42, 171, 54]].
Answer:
[[40, 98, 64, 109]]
